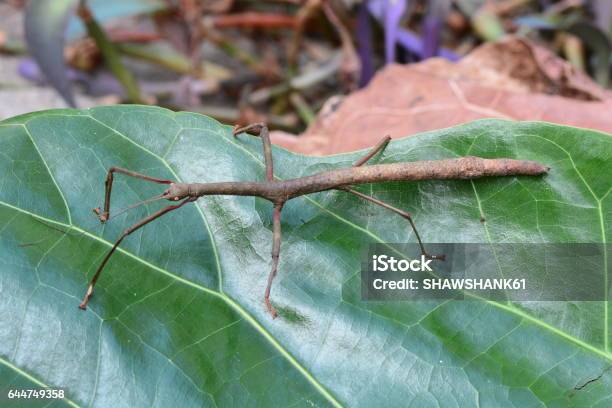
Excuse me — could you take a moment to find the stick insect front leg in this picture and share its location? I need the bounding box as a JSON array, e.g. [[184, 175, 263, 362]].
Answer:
[[339, 136, 444, 260], [234, 123, 285, 318], [93, 167, 173, 222]]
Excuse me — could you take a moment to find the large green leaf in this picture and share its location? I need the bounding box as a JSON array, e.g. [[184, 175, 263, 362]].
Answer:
[[0, 106, 610, 407]]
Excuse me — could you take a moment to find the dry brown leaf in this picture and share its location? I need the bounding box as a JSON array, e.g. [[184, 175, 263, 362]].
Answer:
[[271, 37, 612, 155]]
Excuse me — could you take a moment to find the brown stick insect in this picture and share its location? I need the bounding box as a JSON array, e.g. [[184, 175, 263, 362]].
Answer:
[[79, 123, 549, 318]]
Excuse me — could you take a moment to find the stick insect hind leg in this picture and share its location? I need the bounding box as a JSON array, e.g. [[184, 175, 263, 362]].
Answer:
[[234, 123, 285, 318], [339, 135, 444, 260], [352, 135, 391, 167]]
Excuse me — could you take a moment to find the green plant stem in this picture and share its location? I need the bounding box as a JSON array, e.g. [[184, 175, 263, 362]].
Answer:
[[77, 1, 143, 103], [0, 39, 27, 55], [216, 40, 261, 71], [116, 43, 229, 80], [289, 92, 315, 125], [249, 52, 342, 105], [472, 9, 505, 41], [191, 105, 299, 130], [562, 33, 585, 71], [117, 43, 193, 74]]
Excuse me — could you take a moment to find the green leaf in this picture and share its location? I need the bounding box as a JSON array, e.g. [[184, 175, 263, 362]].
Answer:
[[24, 0, 167, 108], [24, 0, 79, 107], [0, 106, 611, 407]]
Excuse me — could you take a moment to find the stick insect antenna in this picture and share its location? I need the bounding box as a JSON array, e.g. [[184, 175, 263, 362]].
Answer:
[[99, 193, 166, 222]]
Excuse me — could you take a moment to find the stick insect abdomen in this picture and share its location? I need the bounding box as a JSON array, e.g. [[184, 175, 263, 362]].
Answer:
[[280, 157, 549, 199]]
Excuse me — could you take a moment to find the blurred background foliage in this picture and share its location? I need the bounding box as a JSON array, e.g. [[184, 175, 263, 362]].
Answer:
[[0, 0, 610, 132]]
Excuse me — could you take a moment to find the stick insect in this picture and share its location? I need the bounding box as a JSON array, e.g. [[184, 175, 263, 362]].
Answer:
[[79, 123, 549, 318]]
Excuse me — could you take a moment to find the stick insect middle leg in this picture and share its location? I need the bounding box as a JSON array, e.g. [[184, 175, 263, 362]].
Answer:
[[340, 135, 444, 260], [233, 123, 286, 317], [264, 203, 283, 318]]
